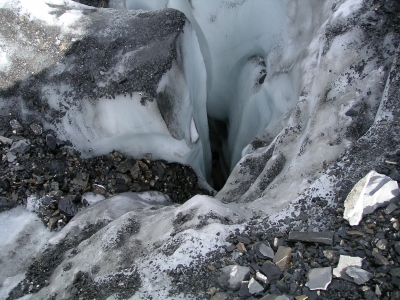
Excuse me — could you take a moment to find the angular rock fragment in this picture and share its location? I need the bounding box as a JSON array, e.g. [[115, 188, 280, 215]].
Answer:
[[345, 266, 373, 284], [30, 123, 43, 135], [58, 198, 78, 217], [389, 267, 400, 278], [10, 119, 22, 131], [305, 267, 332, 290], [288, 231, 334, 245], [260, 261, 283, 282], [0, 136, 13, 145], [10, 139, 30, 154], [237, 235, 251, 245], [92, 184, 106, 195], [273, 246, 292, 271], [256, 271, 268, 284], [217, 265, 250, 290], [46, 134, 57, 151], [376, 239, 388, 251], [248, 277, 264, 294], [395, 242, 400, 255], [372, 248, 390, 265], [385, 202, 399, 214], [238, 281, 251, 297], [255, 241, 274, 259], [237, 242, 247, 253], [333, 255, 363, 281], [346, 230, 364, 237], [344, 171, 400, 226]]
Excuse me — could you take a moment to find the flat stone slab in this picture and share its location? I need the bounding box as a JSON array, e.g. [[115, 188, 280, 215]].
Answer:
[[333, 255, 363, 282], [344, 171, 400, 226], [345, 266, 373, 284], [248, 277, 264, 294], [288, 231, 334, 245], [260, 261, 283, 283], [273, 246, 292, 271], [305, 267, 332, 290], [256, 241, 275, 259]]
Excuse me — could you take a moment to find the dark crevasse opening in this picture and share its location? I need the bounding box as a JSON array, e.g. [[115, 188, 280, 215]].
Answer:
[[208, 117, 230, 191]]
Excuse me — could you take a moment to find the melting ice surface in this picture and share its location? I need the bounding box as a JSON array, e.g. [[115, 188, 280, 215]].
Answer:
[[1, 0, 397, 298]]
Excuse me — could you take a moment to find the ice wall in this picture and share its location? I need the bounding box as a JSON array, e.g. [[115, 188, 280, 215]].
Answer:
[[0, 0, 211, 183], [123, 0, 397, 209]]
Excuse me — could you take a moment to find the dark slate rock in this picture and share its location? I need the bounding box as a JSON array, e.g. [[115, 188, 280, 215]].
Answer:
[[376, 265, 391, 274], [276, 280, 289, 293], [237, 235, 252, 245], [0, 179, 11, 192], [46, 134, 57, 151], [302, 287, 319, 300], [389, 268, 400, 278], [260, 261, 283, 283], [114, 183, 129, 193], [362, 287, 380, 300], [392, 277, 400, 289], [225, 244, 236, 253], [238, 282, 251, 297], [255, 241, 274, 259], [288, 231, 334, 245], [394, 241, 400, 256], [58, 198, 78, 217]]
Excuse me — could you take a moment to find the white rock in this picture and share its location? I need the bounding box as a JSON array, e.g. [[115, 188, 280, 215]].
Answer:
[[305, 267, 332, 290], [333, 255, 363, 281], [345, 266, 373, 285], [248, 277, 264, 294], [218, 265, 250, 290], [344, 171, 400, 226], [256, 271, 268, 284]]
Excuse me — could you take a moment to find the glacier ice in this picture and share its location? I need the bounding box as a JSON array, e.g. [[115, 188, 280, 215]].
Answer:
[[0, 207, 54, 297], [0, 0, 211, 184], [1, 0, 400, 298]]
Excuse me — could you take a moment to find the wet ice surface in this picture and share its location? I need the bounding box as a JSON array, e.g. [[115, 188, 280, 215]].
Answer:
[[1, 0, 400, 298], [0, 207, 54, 298]]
